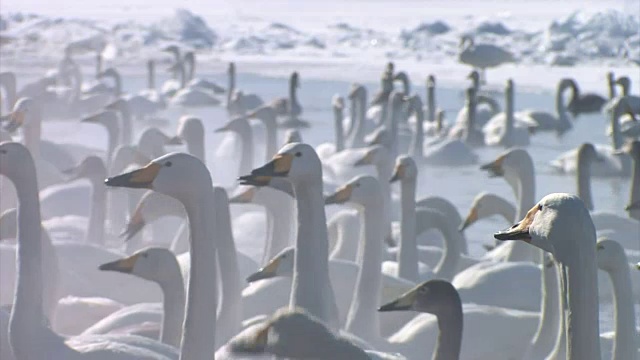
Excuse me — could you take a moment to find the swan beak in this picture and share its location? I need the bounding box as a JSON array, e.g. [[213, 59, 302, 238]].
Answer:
[[626, 201, 640, 211], [354, 151, 374, 167], [378, 287, 417, 312], [166, 136, 183, 145], [81, 112, 102, 124], [120, 208, 145, 241], [325, 184, 353, 205], [105, 162, 162, 189], [214, 124, 229, 133], [494, 204, 540, 242], [246, 257, 281, 283], [390, 164, 405, 183], [241, 153, 294, 181], [480, 155, 505, 177], [99, 253, 141, 273], [229, 187, 256, 204], [2, 110, 25, 132], [459, 207, 478, 232]]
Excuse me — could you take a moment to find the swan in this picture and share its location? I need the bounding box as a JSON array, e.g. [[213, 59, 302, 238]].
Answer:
[[550, 96, 633, 177], [215, 116, 255, 179], [122, 61, 166, 121], [181, 51, 225, 94], [245, 105, 279, 162], [174, 116, 205, 162], [494, 193, 601, 360], [479, 148, 539, 262], [516, 78, 574, 136], [159, 45, 183, 98], [106, 151, 222, 358], [482, 79, 531, 147], [89, 247, 186, 347], [458, 35, 514, 83], [576, 142, 640, 253], [270, 72, 307, 128], [167, 58, 221, 108], [0, 141, 179, 359], [0, 71, 17, 112], [105, 98, 134, 146], [596, 239, 639, 360], [80, 110, 120, 165], [450, 85, 499, 138], [615, 76, 640, 114], [379, 280, 462, 360], [564, 78, 607, 118], [622, 140, 640, 221], [458, 192, 516, 233], [226, 62, 264, 117], [239, 142, 340, 329], [368, 62, 395, 125]]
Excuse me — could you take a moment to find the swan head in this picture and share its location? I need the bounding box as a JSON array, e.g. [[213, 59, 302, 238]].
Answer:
[[354, 145, 386, 167], [378, 279, 461, 315], [332, 94, 344, 110], [215, 116, 250, 135], [283, 129, 302, 145], [62, 155, 106, 182], [138, 127, 178, 157], [105, 152, 212, 203], [614, 140, 640, 159], [493, 193, 594, 257], [105, 98, 128, 112], [239, 143, 321, 185], [174, 116, 203, 144], [390, 155, 417, 183], [460, 192, 500, 232], [120, 190, 182, 240], [596, 238, 627, 273], [325, 175, 381, 208], [290, 72, 300, 88], [480, 148, 531, 188], [80, 110, 119, 131], [246, 247, 295, 282], [247, 106, 277, 122], [2, 97, 37, 132], [162, 45, 181, 58], [615, 76, 630, 94], [467, 70, 479, 82], [427, 74, 436, 88], [99, 247, 177, 282], [0, 142, 36, 181]]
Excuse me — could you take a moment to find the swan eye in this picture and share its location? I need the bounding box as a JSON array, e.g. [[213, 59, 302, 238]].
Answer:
[[165, 161, 172, 167], [295, 152, 302, 157], [142, 253, 149, 258], [355, 183, 360, 187], [538, 204, 543, 211]]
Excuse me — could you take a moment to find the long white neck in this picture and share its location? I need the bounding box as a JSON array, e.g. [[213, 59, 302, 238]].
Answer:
[[179, 189, 218, 360], [557, 242, 601, 359], [523, 254, 561, 360], [23, 111, 42, 162], [505, 161, 537, 262], [416, 197, 469, 255], [374, 153, 393, 244], [212, 188, 242, 347], [425, 210, 461, 280], [119, 105, 132, 146], [236, 125, 254, 178], [158, 255, 186, 348], [607, 259, 638, 360], [291, 176, 339, 330], [262, 115, 278, 162], [9, 154, 48, 360], [398, 177, 418, 281], [576, 153, 594, 210], [334, 103, 345, 152], [410, 101, 424, 158], [261, 189, 294, 263], [427, 83, 436, 122], [503, 88, 514, 147], [87, 167, 107, 246], [345, 194, 384, 343], [491, 195, 517, 222], [227, 68, 235, 109], [629, 154, 640, 221]]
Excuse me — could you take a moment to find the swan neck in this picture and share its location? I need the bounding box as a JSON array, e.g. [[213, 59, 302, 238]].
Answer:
[[629, 154, 640, 220], [238, 125, 254, 177], [291, 177, 337, 329], [607, 260, 638, 360], [148, 62, 155, 89], [227, 68, 235, 108], [334, 105, 345, 152], [576, 155, 594, 211], [433, 306, 463, 360], [411, 103, 424, 158], [398, 178, 418, 281], [87, 169, 107, 245], [492, 196, 517, 223], [10, 157, 47, 360], [427, 85, 436, 122], [431, 213, 461, 280], [345, 195, 384, 342], [24, 111, 42, 160], [119, 106, 132, 146], [180, 189, 218, 360], [212, 190, 242, 346], [265, 190, 294, 261], [264, 116, 278, 162], [159, 257, 187, 348], [558, 245, 600, 360]]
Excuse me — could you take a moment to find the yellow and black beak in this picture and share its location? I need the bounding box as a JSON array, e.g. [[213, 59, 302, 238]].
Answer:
[[494, 203, 540, 242], [105, 162, 161, 189], [324, 184, 353, 205], [2, 110, 25, 132], [480, 155, 505, 178], [378, 286, 418, 312], [99, 253, 141, 273], [246, 256, 282, 283], [229, 187, 256, 204], [120, 208, 145, 241], [459, 206, 478, 232], [390, 164, 405, 183], [239, 153, 294, 184]]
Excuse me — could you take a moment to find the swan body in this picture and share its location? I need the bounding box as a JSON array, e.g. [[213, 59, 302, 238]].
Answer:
[[482, 79, 531, 147]]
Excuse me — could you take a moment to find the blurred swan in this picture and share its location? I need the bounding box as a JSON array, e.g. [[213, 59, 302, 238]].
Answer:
[[516, 78, 573, 136], [615, 76, 640, 114], [564, 78, 607, 118], [1, 142, 178, 359], [168, 57, 221, 107], [458, 35, 514, 83], [226, 62, 265, 117], [182, 51, 225, 94], [482, 79, 531, 147], [270, 72, 307, 128]]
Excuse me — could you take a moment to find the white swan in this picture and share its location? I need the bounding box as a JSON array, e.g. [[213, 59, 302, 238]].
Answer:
[[226, 62, 264, 117], [269, 72, 305, 128], [615, 76, 640, 114], [550, 97, 633, 177], [494, 193, 601, 360], [458, 35, 514, 83], [106, 151, 222, 358], [482, 79, 531, 147], [622, 140, 640, 222], [516, 78, 573, 136], [167, 58, 221, 108], [181, 51, 225, 94], [238, 143, 340, 329], [1, 141, 179, 359]]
